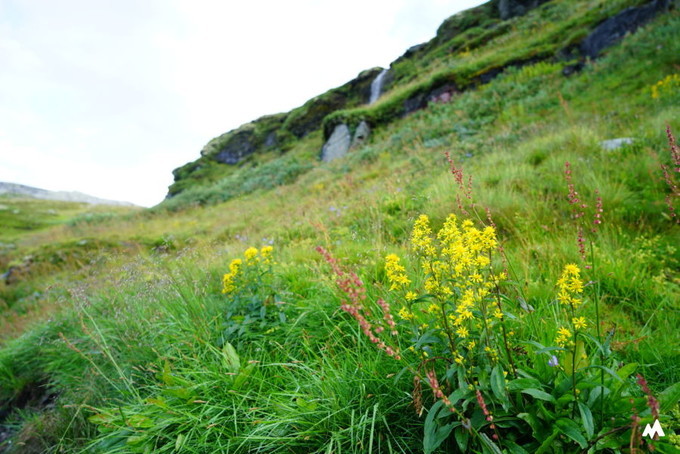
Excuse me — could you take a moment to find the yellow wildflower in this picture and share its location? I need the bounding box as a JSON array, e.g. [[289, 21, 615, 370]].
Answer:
[[229, 258, 242, 275], [555, 326, 572, 347], [260, 245, 274, 264], [456, 326, 469, 338], [244, 247, 259, 261], [557, 264, 584, 308], [222, 273, 236, 294], [398, 307, 414, 320], [411, 215, 436, 257], [405, 291, 418, 302], [385, 254, 411, 291], [572, 317, 587, 330], [484, 346, 499, 362]]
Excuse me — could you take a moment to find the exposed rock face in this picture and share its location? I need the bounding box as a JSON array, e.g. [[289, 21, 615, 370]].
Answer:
[[198, 113, 287, 166], [320, 124, 351, 162], [581, 0, 671, 58], [498, 0, 552, 20], [351, 121, 370, 149], [214, 129, 258, 165]]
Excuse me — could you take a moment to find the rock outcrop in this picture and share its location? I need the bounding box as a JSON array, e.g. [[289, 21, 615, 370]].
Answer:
[[351, 121, 370, 149], [320, 124, 351, 162], [581, 0, 671, 58], [200, 113, 287, 165], [213, 127, 258, 165]]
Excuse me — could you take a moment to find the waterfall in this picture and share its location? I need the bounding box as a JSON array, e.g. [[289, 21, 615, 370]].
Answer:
[[369, 69, 389, 104]]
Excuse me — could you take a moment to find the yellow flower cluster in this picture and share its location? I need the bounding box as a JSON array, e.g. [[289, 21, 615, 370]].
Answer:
[[260, 245, 274, 264], [398, 306, 415, 320], [385, 254, 410, 291], [415, 214, 500, 317], [557, 264, 583, 308], [222, 258, 242, 294], [411, 215, 436, 257], [222, 246, 275, 294], [651, 73, 680, 99], [572, 316, 587, 330], [555, 326, 572, 347]]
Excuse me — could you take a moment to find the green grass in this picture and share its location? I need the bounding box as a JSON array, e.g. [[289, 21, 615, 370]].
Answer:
[[0, 2, 679, 452]]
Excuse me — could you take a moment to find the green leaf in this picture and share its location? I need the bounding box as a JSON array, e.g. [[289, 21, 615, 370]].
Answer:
[[563, 340, 589, 374], [145, 397, 168, 409], [490, 365, 509, 409], [583, 365, 623, 382], [479, 433, 503, 454], [88, 413, 115, 425], [127, 414, 153, 429], [518, 412, 544, 439], [424, 401, 454, 454], [505, 440, 530, 454], [222, 342, 240, 373], [175, 433, 186, 451], [453, 426, 469, 452], [616, 362, 638, 380], [577, 401, 594, 438], [555, 418, 587, 449], [658, 382, 680, 413], [535, 429, 560, 454], [521, 388, 556, 403], [535, 346, 565, 355], [587, 385, 609, 408], [126, 435, 147, 446], [233, 363, 255, 390], [507, 378, 542, 391]]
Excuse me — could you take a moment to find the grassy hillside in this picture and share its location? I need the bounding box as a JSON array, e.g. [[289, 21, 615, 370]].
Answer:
[[0, 0, 679, 452]]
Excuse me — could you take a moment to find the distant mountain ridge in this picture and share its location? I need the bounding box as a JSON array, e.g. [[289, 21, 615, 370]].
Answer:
[[0, 182, 136, 206]]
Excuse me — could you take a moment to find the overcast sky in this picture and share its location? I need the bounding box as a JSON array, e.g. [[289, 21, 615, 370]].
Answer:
[[0, 0, 487, 207]]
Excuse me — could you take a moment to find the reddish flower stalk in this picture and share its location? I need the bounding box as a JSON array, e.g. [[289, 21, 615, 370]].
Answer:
[[636, 374, 660, 421], [666, 125, 680, 171], [413, 375, 424, 416], [376, 298, 398, 336], [446, 151, 473, 213], [592, 189, 603, 233], [426, 369, 454, 411], [564, 161, 601, 265], [662, 127, 680, 224], [316, 246, 401, 360], [577, 226, 587, 262], [475, 389, 499, 440]]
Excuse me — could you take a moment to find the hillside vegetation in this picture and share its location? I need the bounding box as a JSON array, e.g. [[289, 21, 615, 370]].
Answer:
[[1, 0, 679, 452]]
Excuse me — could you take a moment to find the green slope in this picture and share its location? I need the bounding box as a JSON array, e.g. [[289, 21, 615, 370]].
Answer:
[[0, 0, 678, 452]]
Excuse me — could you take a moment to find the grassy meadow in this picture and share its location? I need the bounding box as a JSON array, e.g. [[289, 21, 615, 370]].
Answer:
[[0, 1, 679, 452]]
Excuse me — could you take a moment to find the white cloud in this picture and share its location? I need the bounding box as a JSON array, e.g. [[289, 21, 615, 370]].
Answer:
[[0, 0, 487, 207]]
